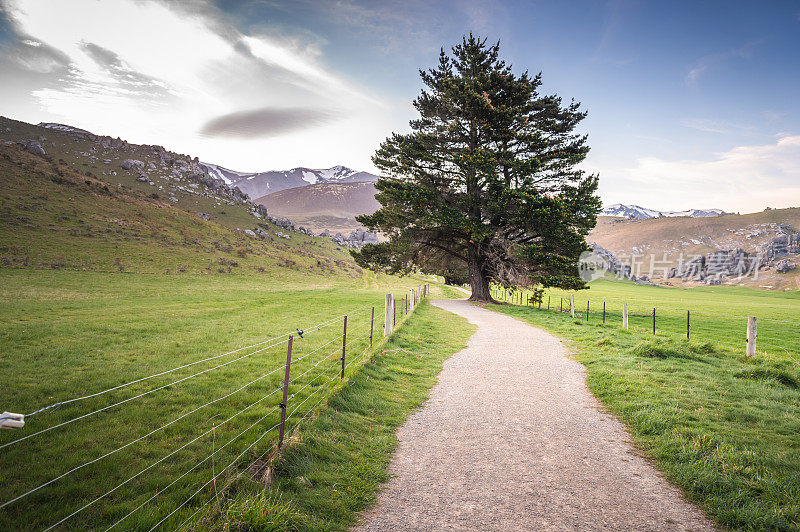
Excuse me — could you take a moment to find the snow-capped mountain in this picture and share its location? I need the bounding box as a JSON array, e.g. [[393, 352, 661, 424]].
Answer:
[[200, 163, 378, 199], [602, 204, 730, 219]]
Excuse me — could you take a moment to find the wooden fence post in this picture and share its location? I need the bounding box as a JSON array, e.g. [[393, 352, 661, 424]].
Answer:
[[686, 310, 690, 340], [623, 303, 628, 330], [547, 296, 550, 310], [570, 294, 575, 318], [384, 294, 393, 336], [369, 307, 374, 346], [393, 299, 396, 327], [652, 308, 656, 335], [341, 315, 347, 380], [603, 301, 606, 323], [409, 289, 415, 312], [586, 300, 589, 322], [746, 317, 757, 357], [277, 335, 293, 449]]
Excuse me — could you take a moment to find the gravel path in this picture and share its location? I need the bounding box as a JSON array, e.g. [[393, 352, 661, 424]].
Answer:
[[354, 299, 714, 531]]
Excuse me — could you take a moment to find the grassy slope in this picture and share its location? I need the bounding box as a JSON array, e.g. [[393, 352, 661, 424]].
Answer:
[[489, 288, 800, 530], [182, 300, 474, 531], [589, 210, 800, 290], [0, 116, 267, 234], [0, 143, 359, 276]]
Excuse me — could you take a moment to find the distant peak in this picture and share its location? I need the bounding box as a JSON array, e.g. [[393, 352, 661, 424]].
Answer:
[[602, 204, 730, 219]]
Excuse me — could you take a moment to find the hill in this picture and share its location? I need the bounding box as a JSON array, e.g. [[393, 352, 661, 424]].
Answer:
[[255, 181, 379, 234], [0, 116, 361, 277], [201, 162, 378, 199], [588, 209, 800, 290]]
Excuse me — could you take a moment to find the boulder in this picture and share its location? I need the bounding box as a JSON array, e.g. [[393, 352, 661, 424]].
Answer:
[[197, 212, 211, 221], [25, 140, 47, 156], [775, 259, 796, 273], [121, 159, 145, 170], [244, 229, 256, 237]]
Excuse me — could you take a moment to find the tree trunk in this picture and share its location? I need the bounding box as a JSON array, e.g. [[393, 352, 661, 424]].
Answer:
[[467, 247, 494, 302]]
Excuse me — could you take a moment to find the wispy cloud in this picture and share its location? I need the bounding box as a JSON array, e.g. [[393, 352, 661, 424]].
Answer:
[[681, 118, 758, 136], [685, 39, 763, 85]]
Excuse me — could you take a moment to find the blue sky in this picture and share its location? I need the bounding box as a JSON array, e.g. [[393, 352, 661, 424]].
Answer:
[[1, 0, 799, 212]]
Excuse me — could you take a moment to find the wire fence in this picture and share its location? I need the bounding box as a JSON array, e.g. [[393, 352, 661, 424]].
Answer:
[[0, 285, 430, 530], [489, 286, 800, 366]]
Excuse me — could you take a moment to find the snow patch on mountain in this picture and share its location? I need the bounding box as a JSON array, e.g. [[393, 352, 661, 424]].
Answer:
[[602, 204, 730, 219]]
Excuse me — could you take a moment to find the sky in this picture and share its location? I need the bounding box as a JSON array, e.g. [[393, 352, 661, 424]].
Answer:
[[0, 0, 798, 213]]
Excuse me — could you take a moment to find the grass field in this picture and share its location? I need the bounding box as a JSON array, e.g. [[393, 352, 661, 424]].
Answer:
[[493, 277, 800, 365], [0, 269, 451, 530], [489, 279, 800, 530]]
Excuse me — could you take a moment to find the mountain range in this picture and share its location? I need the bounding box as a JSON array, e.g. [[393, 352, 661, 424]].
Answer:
[[601, 204, 730, 219], [200, 162, 378, 199], [256, 181, 379, 234]]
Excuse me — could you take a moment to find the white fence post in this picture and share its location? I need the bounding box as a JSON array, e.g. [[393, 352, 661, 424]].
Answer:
[[409, 289, 415, 312], [570, 294, 575, 318], [623, 303, 628, 330], [746, 317, 757, 357], [384, 293, 393, 336]]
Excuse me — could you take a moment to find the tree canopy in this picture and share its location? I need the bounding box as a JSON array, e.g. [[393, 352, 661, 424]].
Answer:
[[353, 35, 601, 301]]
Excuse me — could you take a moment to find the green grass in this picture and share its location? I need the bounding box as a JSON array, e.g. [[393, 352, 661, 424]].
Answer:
[[0, 270, 450, 530], [489, 292, 800, 531], [494, 277, 800, 365], [181, 300, 474, 531]]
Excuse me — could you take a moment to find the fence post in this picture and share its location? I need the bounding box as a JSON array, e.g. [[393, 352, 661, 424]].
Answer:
[[586, 300, 589, 322], [547, 296, 550, 310], [623, 303, 628, 330], [603, 301, 606, 323], [384, 294, 393, 336], [341, 315, 347, 380], [570, 294, 575, 318], [560, 298, 563, 312], [652, 308, 656, 335], [277, 335, 293, 450], [746, 317, 757, 357], [393, 299, 396, 327], [409, 289, 415, 312], [686, 310, 690, 340], [369, 307, 375, 347]]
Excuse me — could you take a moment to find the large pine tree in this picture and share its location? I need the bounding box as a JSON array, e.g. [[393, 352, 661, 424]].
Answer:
[[353, 35, 601, 301]]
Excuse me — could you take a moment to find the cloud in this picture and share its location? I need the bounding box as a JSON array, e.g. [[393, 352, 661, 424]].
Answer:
[[80, 42, 174, 98], [0, 0, 390, 171], [681, 118, 757, 136], [685, 39, 763, 85], [200, 106, 337, 138], [598, 136, 800, 212]]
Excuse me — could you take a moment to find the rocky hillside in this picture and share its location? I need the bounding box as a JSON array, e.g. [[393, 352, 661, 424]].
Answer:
[[588, 210, 800, 290], [201, 162, 378, 199], [0, 116, 363, 277]]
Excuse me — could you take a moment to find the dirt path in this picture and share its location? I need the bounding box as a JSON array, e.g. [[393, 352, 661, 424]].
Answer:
[[354, 299, 714, 531]]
